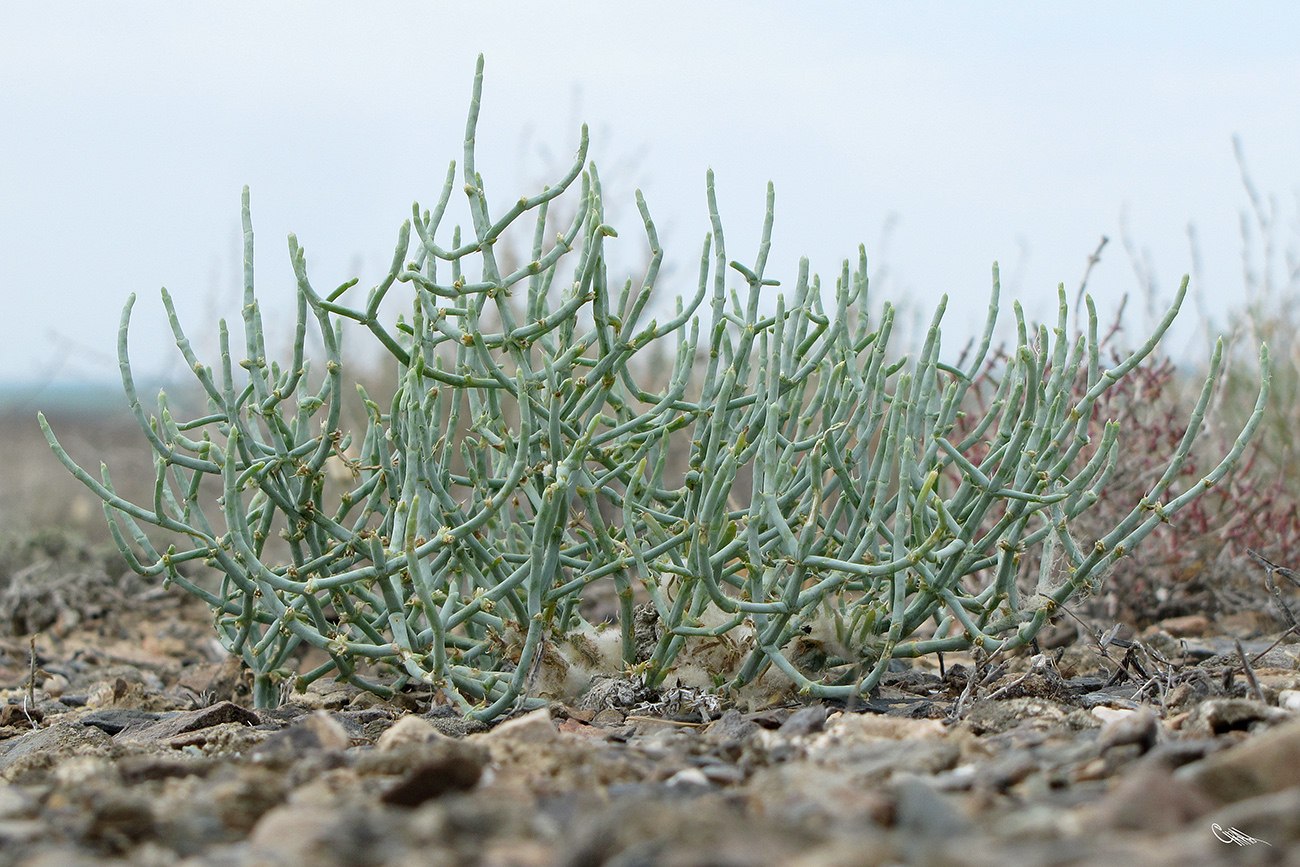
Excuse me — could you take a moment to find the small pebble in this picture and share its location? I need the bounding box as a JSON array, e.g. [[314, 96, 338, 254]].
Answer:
[[779, 704, 829, 737], [479, 707, 558, 745], [40, 674, 69, 698], [1097, 706, 1159, 753], [664, 767, 711, 790], [377, 715, 447, 751], [892, 775, 970, 836]]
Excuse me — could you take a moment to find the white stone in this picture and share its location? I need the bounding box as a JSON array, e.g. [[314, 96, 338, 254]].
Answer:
[[478, 707, 558, 745], [1091, 706, 1135, 725], [376, 715, 449, 751], [665, 767, 711, 788]]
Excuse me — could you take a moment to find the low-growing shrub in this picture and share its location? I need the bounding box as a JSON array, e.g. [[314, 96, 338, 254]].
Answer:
[[40, 59, 1269, 718]]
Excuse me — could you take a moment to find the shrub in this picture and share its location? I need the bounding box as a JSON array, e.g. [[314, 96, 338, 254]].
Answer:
[[40, 58, 1269, 717]]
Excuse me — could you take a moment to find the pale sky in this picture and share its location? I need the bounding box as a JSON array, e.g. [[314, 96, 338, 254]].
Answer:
[[4, 3, 1299, 390]]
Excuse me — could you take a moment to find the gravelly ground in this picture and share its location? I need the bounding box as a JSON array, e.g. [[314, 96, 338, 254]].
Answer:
[[2, 565, 1300, 867]]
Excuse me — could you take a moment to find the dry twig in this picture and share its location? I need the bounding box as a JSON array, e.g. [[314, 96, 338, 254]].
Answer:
[[1247, 549, 1300, 630], [1234, 638, 1265, 703]]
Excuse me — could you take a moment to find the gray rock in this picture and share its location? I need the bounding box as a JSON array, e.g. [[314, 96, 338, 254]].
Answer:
[[114, 753, 214, 784], [375, 715, 447, 752], [1180, 716, 1300, 803], [248, 803, 399, 867], [808, 733, 961, 782], [332, 707, 396, 742], [965, 697, 1073, 735], [703, 708, 760, 744], [1139, 738, 1227, 772], [0, 819, 47, 846], [423, 708, 489, 739], [174, 765, 290, 837], [1097, 706, 1159, 754], [1194, 639, 1300, 669], [0, 721, 112, 774], [114, 701, 260, 745], [0, 783, 39, 820], [780, 704, 829, 737], [698, 762, 747, 786], [78, 707, 160, 736], [556, 793, 825, 867], [1183, 698, 1293, 737], [974, 749, 1039, 792], [80, 790, 155, 853], [892, 775, 970, 836], [1083, 765, 1215, 833], [378, 743, 490, 808], [354, 740, 489, 782], [478, 707, 557, 745], [252, 710, 352, 762]]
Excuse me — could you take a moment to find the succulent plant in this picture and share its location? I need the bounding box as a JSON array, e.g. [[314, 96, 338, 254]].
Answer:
[[40, 58, 1269, 719]]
